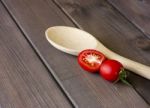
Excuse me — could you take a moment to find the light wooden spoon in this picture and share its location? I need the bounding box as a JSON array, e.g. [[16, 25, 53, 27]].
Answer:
[[45, 26, 150, 80]]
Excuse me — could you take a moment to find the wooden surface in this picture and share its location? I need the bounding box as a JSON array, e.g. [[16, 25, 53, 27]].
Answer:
[[54, 0, 150, 104], [0, 3, 71, 108], [0, 0, 150, 108], [108, 0, 150, 38]]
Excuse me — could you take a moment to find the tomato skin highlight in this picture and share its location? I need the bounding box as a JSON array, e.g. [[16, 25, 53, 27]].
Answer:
[[99, 60, 123, 82], [78, 49, 106, 72]]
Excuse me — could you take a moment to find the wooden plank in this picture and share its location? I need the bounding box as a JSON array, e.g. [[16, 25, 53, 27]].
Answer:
[[1, 0, 149, 107], [108, 0, 150, 38], [0, 3, 72, 108], [53, 0, 150, 104]]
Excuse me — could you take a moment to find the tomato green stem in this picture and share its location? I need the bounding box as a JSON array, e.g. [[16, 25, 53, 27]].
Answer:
[[119, 68, 132, 86]]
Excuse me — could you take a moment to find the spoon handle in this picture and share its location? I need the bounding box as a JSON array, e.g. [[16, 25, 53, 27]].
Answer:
[[96, 42, 150, 80]]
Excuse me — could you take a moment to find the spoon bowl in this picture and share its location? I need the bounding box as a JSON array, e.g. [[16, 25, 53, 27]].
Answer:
[[45, 26, 98, 55], [45, 26, 150, 80]]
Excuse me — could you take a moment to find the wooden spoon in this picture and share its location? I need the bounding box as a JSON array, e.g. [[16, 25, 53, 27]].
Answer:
[[45, 26, 150, 80]]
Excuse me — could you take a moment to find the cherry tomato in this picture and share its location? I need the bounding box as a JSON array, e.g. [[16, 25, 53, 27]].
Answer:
[[78, 49, 106, 72], [99, 60, 123, 82]]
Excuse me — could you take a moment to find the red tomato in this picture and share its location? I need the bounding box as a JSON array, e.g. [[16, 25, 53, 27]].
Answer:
[[78, 49, 106, 72], [99, 60, 123, 82]]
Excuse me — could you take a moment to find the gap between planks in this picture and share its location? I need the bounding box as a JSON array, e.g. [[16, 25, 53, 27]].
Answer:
[[107, 0, 150, 40], [0, 1, 76, 107]]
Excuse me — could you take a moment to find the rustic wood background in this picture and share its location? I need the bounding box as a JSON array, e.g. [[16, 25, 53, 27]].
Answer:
[[0, 0, 150, 108]]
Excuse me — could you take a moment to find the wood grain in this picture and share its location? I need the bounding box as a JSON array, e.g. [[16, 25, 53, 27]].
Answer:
[[1, 0, 149, 107], [53, 0, 150, 104], [108, 0, 150, 38], [0, 3, 72, 108]]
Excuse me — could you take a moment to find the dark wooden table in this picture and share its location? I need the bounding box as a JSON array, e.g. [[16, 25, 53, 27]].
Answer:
[[0, 0, 150, 108]]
